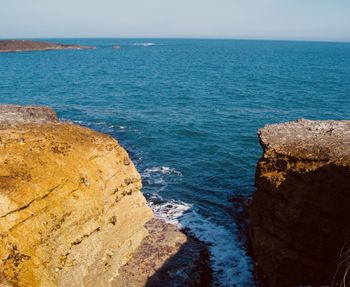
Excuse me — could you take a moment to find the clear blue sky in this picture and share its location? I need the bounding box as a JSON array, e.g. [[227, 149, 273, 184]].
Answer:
[[1, 0, 350, 41]]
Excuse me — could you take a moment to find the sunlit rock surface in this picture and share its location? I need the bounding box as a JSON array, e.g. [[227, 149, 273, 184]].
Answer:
[[0, 105, 210, 287]]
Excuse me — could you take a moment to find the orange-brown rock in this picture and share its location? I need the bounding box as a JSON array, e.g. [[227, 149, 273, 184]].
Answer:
[[249, 119, 350, 286], [0, 106, 153, 286], [0, 105, 211, 287]]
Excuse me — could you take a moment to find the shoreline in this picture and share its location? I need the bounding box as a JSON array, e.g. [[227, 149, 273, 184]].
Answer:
[[0, 104, 212, 286], [0, 39, 95, 53]]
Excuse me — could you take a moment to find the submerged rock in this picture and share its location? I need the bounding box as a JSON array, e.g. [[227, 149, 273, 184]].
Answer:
[[0, 40, 95, 53], [0, 105, 210, 286], [249, 119, 350, 286]]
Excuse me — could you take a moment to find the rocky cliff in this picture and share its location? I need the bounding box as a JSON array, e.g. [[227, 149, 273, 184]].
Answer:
[[0, 40, 95, 53], [249, 119, 350, 286], [0, 105, 210, 287]]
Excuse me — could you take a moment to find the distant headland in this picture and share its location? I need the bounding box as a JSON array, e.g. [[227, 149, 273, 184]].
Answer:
[[0, 40, 95, 53]]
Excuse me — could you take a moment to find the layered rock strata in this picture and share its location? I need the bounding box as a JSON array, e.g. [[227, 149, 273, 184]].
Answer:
[[249, 119, 350, 286], [0, 40, 95, 53], [0, 105, 210, 287]]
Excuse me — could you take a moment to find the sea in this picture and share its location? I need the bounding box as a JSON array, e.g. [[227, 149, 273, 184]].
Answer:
[[1, 38, 349, 286]]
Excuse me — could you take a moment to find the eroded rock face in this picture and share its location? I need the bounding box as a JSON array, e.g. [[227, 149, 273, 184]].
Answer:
[[0, 106, 153, 286], [249, 119, 350, 286], [0, 105, 211, 287]]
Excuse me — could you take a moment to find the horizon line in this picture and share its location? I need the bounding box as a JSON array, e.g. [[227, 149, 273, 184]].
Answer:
[[1, 36, 350, 44]]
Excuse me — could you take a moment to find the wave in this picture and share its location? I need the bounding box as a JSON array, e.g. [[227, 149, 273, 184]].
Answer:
[[143, 166, 182, 176], [148, 195, 254, 287], [70, 120, 127, 131], [131, 42, 157, 47], [142, 166, 182, 186], [108, 124, 126, 130]]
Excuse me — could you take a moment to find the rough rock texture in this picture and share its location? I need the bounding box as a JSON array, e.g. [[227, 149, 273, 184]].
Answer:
[[0, 105, 211, 287], [0, 105, 59, 124], [112, 218, 211, 287], [249, 119, 350, 286], [0, 107, 153, 286], [0, 40, 95, 53]]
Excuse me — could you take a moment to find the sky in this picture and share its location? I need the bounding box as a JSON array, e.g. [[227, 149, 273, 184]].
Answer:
[[1, 0, 350, 42]]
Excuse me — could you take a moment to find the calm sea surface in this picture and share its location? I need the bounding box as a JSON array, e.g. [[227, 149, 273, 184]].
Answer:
[[1, 39, 350, 286]]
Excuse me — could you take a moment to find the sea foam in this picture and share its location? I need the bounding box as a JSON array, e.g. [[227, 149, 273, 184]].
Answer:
[[131, 42, 157, 47], [142, 166, 182, 186], [149, 196, 254, 286], [144, 166, 254, 287]]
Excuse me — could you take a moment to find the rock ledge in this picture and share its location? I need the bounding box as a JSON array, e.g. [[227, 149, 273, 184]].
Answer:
[[0, 105, 211, 287], [249, 119, 350, 286]]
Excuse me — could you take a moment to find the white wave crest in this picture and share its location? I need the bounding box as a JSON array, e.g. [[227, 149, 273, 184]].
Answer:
[[149, 198, 192, 226], [148, 197, 254, 287], [108, 124, 126, 130], [143, 166, 182, 176], [142, 166, 182, 186], [132, 42, 156, 47], [72, 120, 84, 124]]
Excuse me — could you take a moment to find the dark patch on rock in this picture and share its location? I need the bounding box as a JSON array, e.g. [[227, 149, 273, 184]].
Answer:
[[248, 119, 350, 286], [112, 218, 212, 287]]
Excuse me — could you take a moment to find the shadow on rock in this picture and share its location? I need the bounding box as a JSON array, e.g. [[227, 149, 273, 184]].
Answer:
[[112, 218, 212, 287]]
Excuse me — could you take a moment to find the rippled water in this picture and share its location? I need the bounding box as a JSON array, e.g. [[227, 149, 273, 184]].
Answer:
[[1, 39, 350, 286]]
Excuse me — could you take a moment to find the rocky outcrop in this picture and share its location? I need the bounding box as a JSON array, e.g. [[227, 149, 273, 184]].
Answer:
[[0, 40, 95, 53], [0, 105, 59, 124], [112, 218, 211, 287], [0, 105, 210, 286], [248, 119, 350, 286]]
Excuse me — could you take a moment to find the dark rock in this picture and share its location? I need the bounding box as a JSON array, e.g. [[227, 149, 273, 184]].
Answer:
[[112, 218, 212, 287], [0, 40, 95, 53], [249, 119, 350, 286]]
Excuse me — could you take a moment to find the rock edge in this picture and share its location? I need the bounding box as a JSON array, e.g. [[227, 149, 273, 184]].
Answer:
[[249, 119, 350, 286]]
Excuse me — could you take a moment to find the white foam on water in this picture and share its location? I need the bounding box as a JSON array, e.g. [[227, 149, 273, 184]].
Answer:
[[143, 166, 182, 176], [58, 120, 255, 286], [148, 196, 254, 286], [108, 124, 126, 130], [142, 166, 183, 186], [72, 120, 84, 124], [132, 42, 157, 47], [148, 197, 192, 226]]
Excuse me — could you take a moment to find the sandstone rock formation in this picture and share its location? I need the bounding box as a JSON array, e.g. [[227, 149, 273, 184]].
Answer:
[[0, 40, 95, 53], [112, 218, 211, 287], [0, 105, 210, 287], [249, 119, 350, 286]]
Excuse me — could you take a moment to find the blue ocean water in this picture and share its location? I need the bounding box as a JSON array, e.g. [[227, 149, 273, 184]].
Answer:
[[1, 39, 350, 286]]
